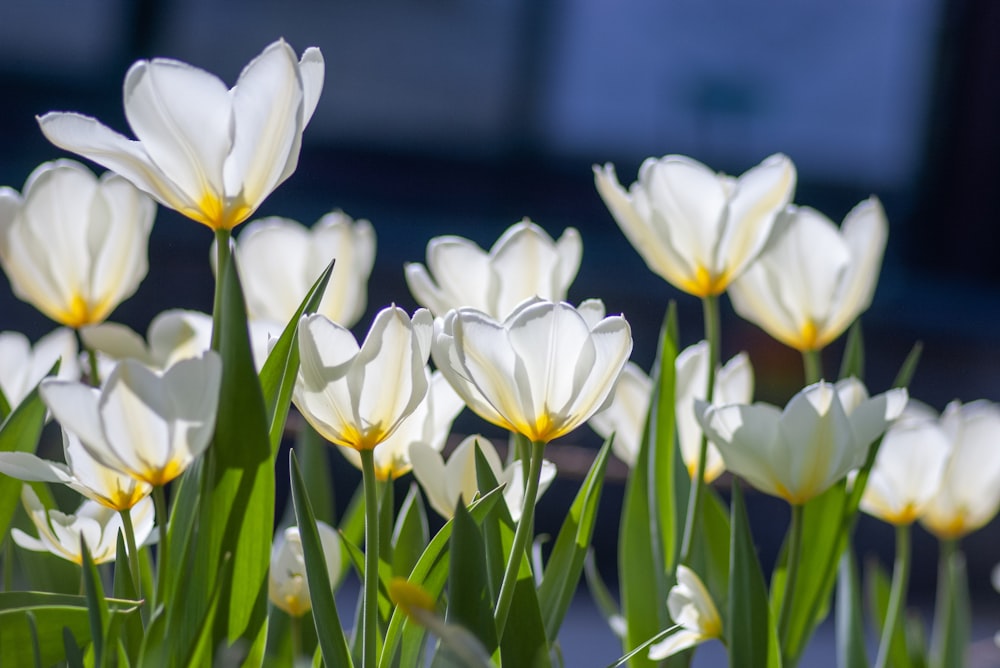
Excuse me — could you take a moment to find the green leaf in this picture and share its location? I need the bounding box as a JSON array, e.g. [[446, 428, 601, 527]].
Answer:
[[474, 439, 508, 599], [865, 557, 912, 668], [498, 576, 551, 668], [393, 484, 430, 579], [727, 481, 770, 668], [0, 362, 57, 540], [338, 485, 366, 583], [929, 545, 969, 668], [290, 450, 353, 668], [259, 259, 335, 456], [445, 501, 498, 654], [618, 306, 680, 667], [80, 538, 109, 667], [838, 320, 865, 381], [835, 548, 869, 668], [298, 423, 336, 526], [891, 342, 923, 390], [0, 385, 11, 421], [63, 625, 85, 668], [112, 532, 143, 663], [538, 437, 612, 640], [688, 487, 731, 613], [340, 531, 394, 621], [180, 555, 233, 668]]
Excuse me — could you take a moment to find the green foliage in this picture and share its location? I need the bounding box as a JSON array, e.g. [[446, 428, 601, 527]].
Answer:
[[727, 482, 771, 668]]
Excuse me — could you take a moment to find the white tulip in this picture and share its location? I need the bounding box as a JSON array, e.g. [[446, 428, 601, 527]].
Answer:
[[0, 160, 153, 327], [728, 199, 888, 351], [405, 219, 582, 319], [269, 523, 340, 617], [39, 40, 323, 231], [0, 328, 80, 409], [648, 565, 723, 660], [595, 154, 795, 297], [587, 362, 652, 467]]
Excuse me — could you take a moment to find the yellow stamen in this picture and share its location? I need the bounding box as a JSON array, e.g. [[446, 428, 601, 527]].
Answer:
[[679, 265, 730, 298], [55, 293, 111, 328], [184, 193, 254, 231]]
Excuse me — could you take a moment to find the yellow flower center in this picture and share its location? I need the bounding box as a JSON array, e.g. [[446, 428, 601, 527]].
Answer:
[[138, 458, 185, 488], [55, 292, 111, 328], [679, 265, 730, 298], [184, 192, 254, 231]]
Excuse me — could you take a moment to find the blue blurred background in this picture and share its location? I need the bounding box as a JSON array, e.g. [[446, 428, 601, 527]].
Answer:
[[2, 0, 999, 664]]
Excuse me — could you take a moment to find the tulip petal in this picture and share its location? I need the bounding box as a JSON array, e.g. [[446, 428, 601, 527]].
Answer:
[[720, 153, 796, 274]]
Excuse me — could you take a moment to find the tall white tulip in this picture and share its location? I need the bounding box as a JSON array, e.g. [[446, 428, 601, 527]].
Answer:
[[432, 298, 632, 445], [39, 353, 221, 487], [648, 566, 723, 660], [12, 486, 154, 565], [38, 40, 323, 231], [293, 307, 432, 452], [405, 219, 582, 319], [0, 160, 153, 327], [728, 198, 888, 351], [697, 379, 907, 505], [0, 329, 80, 409], [595, 154, 795, 297], [587, 362, 652, 467], [229, 212, 376, 328], [269, 523, 341, 617], [919, 400, 1000, 539]]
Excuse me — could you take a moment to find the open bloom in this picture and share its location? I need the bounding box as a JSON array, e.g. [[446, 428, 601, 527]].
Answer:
[[0, 428, 151, 511], [648, 565, 723, 660], [595, 154, 795, 297], [269, 523, 340, 617], [12, 486, 154, 565], [858, 401, 950, 525], [0, 160, 154, 327], [587, 362, 652, 466], [227, 212, 376, 328], [39, 353, 222, 487], [0, 328, 79, 409], [405, 219, 582, 319], [38, 40, 323, 231], [728, 198, 888, 351], [336, 371, 464, 480], [410, 434, 557, 521], [432, 298, 632, 444], [919, 400, 1000, 539], [697, 379, 907, 505], [293, 307, 432, 451]]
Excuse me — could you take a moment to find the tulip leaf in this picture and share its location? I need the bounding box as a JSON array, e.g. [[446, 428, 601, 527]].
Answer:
[[290, 450, 354, 668], [393, 484, 430, 579], [727, 481, 770, 668], [865, 557, 913, 668], [338, 485, 366, 583], [180, 554, 233, 668], [618, 306, 680, 668], [0, 363, 56, 542], [340, 530, 394, 620], [63, 626, 85, 668], [838, 320, 866, 381], [298, 423, 336, 526], [112, 533, 143, 664], [259, 259, 335, 456], [80, 539, 108, 667], [378, 487, 503, 668], [538, 436, 612, 640], [835, 548, 869, 668], [929, 545, 969, 668], [474, 441, 508, 599], [444, 500, 498, 655], [0, 386, 10, 422], [891, 342, 923, 390], [499, 575, 551, 668]]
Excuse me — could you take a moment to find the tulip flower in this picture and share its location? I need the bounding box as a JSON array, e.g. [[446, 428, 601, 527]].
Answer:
[[697, 379, 907, 505], [858, 401, 950, 525], [648, 565, 723, 660], [228, 212, 376, 328], [0, 160, 154, 327], [587, 362, 652, 467], [81, 309, 273, 373], [12, 486, 154, 565], [38, 39, 324, 232], [0, 328, 80, 409], [410, 435, 557, 521], [0, 429, 151, 512], [293, 307, 432, 452], [432, 298, 632, 445], [594, 153, 795, 297], [269, 523, 341, 617], [728, 198, 888, 352], [405, 219, 582, 318], [39, 352, 222, 487], [337, 371, 464, 481], [919, 400, 1000, 539]]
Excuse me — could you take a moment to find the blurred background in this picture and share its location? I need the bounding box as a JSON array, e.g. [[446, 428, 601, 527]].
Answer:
[[2, 0, 999, 664]]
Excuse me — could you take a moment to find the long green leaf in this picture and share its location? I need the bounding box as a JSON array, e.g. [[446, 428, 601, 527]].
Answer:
[[112, 532, 143, 663], [444, 501, 498, 655], [865, 557, 912, 668], [290, 450, 353, 668], [538, 437, 612, 640], [838, 321, 865, 381], [393, 484, 430, 579], [0, 362, 57, 540], [836, 547, 869, 668], [80, 539, 108, 667], [929, 545, 968, 668], [727, 481, 770, 668]]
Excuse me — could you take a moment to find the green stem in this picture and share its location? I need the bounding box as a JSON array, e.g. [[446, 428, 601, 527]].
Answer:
[[360, 449, 380, 668], [779, 503, 805, 664], [211, 228, 232, 351], [86, 346, 101, 387], [152, 485, 169, 610], [802, 348, 823, 385], [2, 537, 12, 592], [680, 294, 720, 565], [874, 523, 912, 668], [290, 613, 303, 659], [494, 439, 546, 637], [119, 507, 142, 602], [930, 538, 959, 668]]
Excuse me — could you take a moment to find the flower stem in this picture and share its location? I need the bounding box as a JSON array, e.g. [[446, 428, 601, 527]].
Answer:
[[779, 503, 805, 664], [360, 448, 380, 668], [494, 439, 546, 637], [290, 613, 303, 660], [802, 348, 823, 384], [119, 507, 142, 602], [930, 538, 959, 668], [680, 294, 720, 565], [211, 228, 232, 351], [152, 485, 169, 610], [86, 346, 101, 387], [875, 523, 912, 668]]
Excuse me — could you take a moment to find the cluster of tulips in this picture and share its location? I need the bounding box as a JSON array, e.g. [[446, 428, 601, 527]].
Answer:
[[0, 37, 997, 668]]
